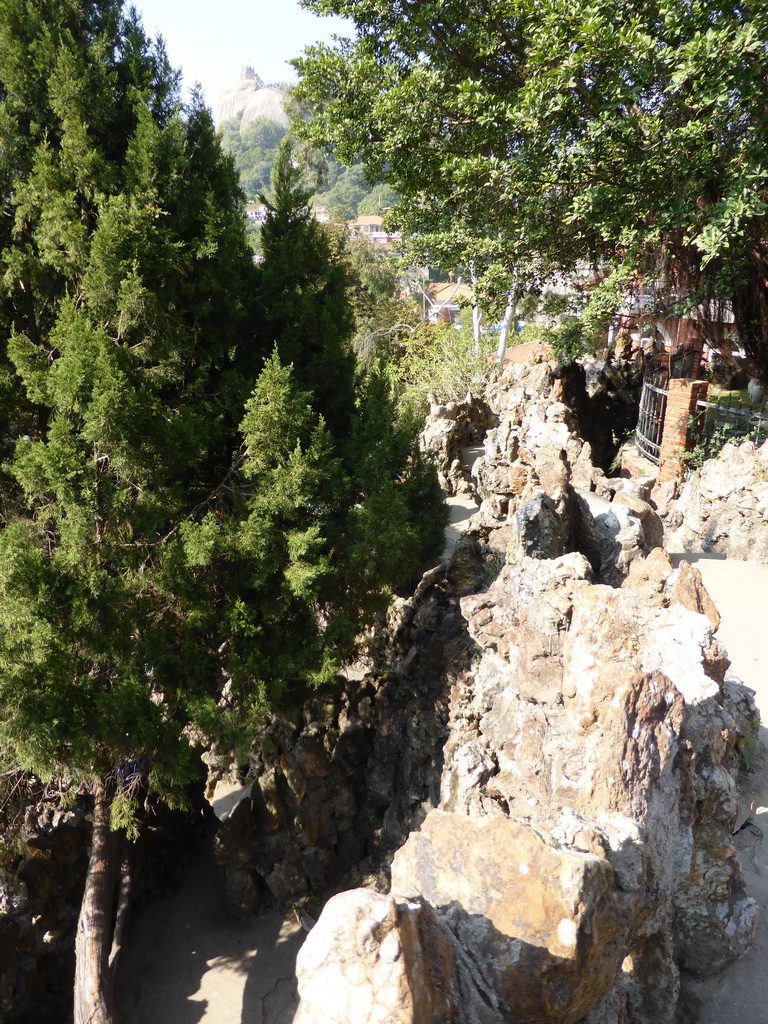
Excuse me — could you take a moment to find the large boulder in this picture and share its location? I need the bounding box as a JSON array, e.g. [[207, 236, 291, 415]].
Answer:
[[391, 811, 624, 1024], [294, 888, 463, 1024]]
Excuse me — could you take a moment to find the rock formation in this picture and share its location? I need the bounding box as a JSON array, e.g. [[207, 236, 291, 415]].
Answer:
[[214, 67, 289, 129], [419, 391, 497, 495], [292, 353, 760, 1024], [294, 541, 758, 1023], [662, 438, 768, 562]]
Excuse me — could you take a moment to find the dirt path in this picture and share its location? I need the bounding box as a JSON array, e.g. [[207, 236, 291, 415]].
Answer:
[[441, 446, 482, 560], [669, 554, 768, 1022], [116, 792, 303, 1024]]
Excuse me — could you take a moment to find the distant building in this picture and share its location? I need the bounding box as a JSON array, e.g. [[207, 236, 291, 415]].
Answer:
[[347, 215, 401, 249], [246, 204, 335, 227], [425, 281, 473, 324], [245, 203, 269, 224]]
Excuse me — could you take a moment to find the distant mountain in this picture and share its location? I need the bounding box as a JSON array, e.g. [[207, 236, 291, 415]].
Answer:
[[215, 67, 289, 129]]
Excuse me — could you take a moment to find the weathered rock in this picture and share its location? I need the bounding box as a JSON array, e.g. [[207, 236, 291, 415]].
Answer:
[[213, 797, 253, 870], [662, 439, 768, 562], [294, 889, 462, 1024], [444, 535, 485, 593], [420, 393, 497, 495], [667, 560, 721, 629], [511, 490, 571, 560], [574, 494, 648, 586], [0, 869, 29, 916], [223, 865, 261, 919], [392, 811, 624, 1024], [612, 491, 664, 551]]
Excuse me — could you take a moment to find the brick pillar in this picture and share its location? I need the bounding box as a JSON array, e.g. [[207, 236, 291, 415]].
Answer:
[[657, 379, 709, 483]]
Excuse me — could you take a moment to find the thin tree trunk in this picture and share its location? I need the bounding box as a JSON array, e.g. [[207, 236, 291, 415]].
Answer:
[[470, 267, 482, 355], [108, 846, 131, 979], [472, 302, 483, 355], [74, 781, 119, 1024], [496, 287, 517, 362]]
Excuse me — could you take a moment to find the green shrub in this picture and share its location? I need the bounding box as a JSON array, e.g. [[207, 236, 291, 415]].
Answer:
[[395, 323, 495, 415]]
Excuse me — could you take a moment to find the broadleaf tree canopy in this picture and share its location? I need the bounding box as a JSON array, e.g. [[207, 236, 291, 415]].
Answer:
[[294, 0, 768, 373]]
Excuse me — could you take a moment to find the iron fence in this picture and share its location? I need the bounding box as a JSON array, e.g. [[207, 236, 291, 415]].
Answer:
[[636, 378, 668, 464], [695, 388, 768, 449]]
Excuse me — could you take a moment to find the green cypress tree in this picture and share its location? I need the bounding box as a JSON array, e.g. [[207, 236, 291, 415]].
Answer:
[[0, 2, 256, 1020], [245, 144, 446, 661], [0, 8, 445, 1021], [255, 138, 357, 442]]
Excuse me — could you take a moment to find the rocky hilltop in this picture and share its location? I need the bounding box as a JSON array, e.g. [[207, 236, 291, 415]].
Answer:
[[214, 67, 289, 129]]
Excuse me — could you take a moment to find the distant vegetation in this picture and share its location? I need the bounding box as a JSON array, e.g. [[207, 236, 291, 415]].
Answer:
[[218, 116, 396, 224]]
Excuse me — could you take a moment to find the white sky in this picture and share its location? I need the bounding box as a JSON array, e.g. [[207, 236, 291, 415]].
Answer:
[[132, 0, 349, 110]]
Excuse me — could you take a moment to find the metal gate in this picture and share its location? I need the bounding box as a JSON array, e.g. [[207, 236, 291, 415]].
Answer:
[[635, 378, 669, 464]]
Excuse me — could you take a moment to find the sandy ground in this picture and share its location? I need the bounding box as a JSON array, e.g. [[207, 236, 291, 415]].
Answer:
[[668, 554, 768, 1023], [116, 785, 303, 1024]]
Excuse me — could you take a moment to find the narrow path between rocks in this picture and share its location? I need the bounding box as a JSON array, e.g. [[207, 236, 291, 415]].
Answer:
[[669, 554, 768, 1023], [116, 792, 303, 1024], [441, 445, 482, 560]]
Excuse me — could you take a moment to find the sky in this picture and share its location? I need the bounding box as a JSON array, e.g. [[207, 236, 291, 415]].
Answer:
[[133, 0, 350, 112]]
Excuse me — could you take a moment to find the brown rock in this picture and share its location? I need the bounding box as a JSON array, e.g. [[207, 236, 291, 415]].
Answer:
[[294, 889, 462, 1024], [257, 767, 287, 831], [612, 491, 664, 550], [391, 810, 625, 1024], [622, 546, 673, 601], [668, 561, 721, 630], [296, 737, 330, 778], [213, 798, 253, 869]]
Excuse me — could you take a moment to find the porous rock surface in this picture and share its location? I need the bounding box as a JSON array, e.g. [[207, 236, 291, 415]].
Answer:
[[419, 390, 497, 495], [662, 439, 768, 562], [293, 356, 759, 1024]]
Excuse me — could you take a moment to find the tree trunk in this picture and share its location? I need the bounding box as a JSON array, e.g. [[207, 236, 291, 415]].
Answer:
[[74, 781, 119, 1024], [496, 288, 517, 362], [472, 302, 483, 354], [470, 268, 482, 355]]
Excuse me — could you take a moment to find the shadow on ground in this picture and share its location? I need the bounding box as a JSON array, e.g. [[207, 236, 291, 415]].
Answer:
[[118, 834, 303, 1024]]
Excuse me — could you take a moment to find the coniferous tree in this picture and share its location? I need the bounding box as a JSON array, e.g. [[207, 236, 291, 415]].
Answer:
[[171, 146, 447, 709], [254, 144, 446, 646], [0, 7, 445, 1022], [0, 3, 256, 1020], [255, 138, 357, 442]]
